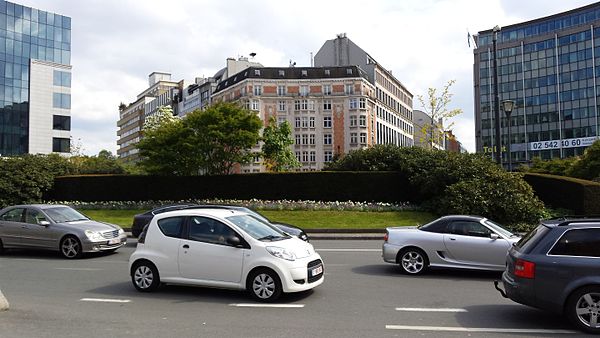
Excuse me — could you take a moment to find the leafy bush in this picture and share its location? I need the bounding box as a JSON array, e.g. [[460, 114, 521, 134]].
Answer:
[[568, 140, 600, 181], [327, 145, 547, 227], [522, 156, 578, 176]]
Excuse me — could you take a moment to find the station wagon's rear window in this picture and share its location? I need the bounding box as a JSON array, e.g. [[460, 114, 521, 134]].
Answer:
[[549, 228, 600, 257]]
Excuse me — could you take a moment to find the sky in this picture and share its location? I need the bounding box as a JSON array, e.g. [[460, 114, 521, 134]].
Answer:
[[15, 0, 600, 155]]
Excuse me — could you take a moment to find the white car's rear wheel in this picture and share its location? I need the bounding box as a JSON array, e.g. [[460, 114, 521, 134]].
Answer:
[[132, 261, 160, 292], [398, 248, 428, 275]]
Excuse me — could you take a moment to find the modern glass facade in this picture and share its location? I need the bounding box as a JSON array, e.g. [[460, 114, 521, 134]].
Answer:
[[0, 1, 71, 155], [474, 3, 600, 164]]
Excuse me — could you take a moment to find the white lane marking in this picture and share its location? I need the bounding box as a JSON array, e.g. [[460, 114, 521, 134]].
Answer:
[[385, 325, 577, 334], [316, 249, 380, 252], [229, 303, 304, 308], [56, 268, 102, 271], [80, 298, 131, 303], [396, 307, 468, 313]]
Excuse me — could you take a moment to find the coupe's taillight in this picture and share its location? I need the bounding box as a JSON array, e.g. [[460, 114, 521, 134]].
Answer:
[[514, 259, 535, 279], [384, 232, 389, 242]]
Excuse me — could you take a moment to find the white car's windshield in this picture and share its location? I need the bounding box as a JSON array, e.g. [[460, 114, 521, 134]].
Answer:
[[226, 214, 288, 241], [484, 219, 516, 238], [45, 207, 89, 223]]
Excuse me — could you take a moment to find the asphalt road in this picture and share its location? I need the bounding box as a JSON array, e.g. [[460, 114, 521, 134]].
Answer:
[[0, 240, 586, 338]]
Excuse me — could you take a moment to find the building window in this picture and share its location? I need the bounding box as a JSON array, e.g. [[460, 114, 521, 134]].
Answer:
[[52, 137, 70, 153], [300, 85, 309, 96], [295, 117, 301, 128], [295, 151, 301, 161], [310, 151, 316, 162], [251, 100, 260, 111], [278, 70, 285, 77], [301, 70, 308, 77], [277, 116, 287, 125], [294, 100, 301, 110], [346, 68, 353, 75], [360, 132, 367, 144], [323, 133, 332, 145], [309, 134, 315, 145], [278, 100, 286, 111], [349, 98, 358, 109], [295, 134, 301, 145], [254, 69, 261, 76], [324, 69, 331, 76], [350, 133, 358, 144], [350, 115, 357, 127], [309, 116, 315, 128], [301, 134, 308, 145], [53, 70, 71, 87], [323, 100, 331, 110], [323, 116, 332, 128], [53, 115, 71, 131], [323, 85, 331, 96], [254, 85, 262, 95], [359, 115, 366, 127], [277, 85, 286, 96], [324, 151, 333, 162], [52, 93, 71, 109], [359, 98, 366, 109], [301, 99, 308, 110], [345, 84, 354, 95], [301, 116, 308, 128]]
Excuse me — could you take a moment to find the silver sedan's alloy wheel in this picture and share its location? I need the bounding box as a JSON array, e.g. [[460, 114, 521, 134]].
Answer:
[[61, 237, 80, 258], [134, 265, 154, 290], [252, 273, 275, 299], [401, 251, 424, 274], [575, 292, 600, 329]]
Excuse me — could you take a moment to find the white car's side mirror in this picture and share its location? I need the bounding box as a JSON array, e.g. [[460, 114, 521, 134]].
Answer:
[[490, 233, 499, 240]]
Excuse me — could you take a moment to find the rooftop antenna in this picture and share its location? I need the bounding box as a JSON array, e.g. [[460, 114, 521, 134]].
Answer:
[[249, 52, 256, 59], [289, 59, 296, 67]]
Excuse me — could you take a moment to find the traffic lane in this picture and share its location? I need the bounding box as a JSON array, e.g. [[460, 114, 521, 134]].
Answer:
[[0, 240, 577, 338]]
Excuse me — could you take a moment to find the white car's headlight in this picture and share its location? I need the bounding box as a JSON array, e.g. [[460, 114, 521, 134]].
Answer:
[[266, 246, 296, 261], [85, 230, 104, 241], [118, 228, 125, 235]]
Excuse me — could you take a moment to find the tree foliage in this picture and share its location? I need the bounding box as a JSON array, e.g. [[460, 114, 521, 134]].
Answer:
[[416, 80, 463, 149], [137, 102, 262, 175], [69, 150, 128, 175], [143, 105, 178, 132], [568, 140, 600, 181], [261, 117, 300, 172], [326, 145, 546, 227]]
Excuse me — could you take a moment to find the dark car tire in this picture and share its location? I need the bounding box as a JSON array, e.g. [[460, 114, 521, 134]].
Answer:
[[397, 247, 429, 275], [131, 261, 160, 292], [566, 286, 600, 334], [247, 268, 283, 302], [60, 236, 83, 259]]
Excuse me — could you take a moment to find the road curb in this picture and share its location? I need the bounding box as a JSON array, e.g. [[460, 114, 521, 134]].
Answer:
[[0, 289, 9, 311]]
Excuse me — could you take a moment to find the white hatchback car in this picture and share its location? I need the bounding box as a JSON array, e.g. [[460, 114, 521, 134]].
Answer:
[[129, 208, 324, 301]]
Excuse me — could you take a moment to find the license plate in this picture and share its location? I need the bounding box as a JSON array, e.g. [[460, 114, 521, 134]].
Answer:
[[107, 238, 120, 245], [311, 265, 323, 276]]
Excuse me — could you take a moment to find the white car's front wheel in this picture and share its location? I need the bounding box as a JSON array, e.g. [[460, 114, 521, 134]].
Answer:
[[248, 269, 282, 302]]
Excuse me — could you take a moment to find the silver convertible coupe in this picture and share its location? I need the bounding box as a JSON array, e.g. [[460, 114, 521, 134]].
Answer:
[[383, 215, 520, 274], [0, 204, 127, 258]]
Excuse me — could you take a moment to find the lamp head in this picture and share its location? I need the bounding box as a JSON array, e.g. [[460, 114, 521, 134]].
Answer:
[[502, 100, 515, 116]]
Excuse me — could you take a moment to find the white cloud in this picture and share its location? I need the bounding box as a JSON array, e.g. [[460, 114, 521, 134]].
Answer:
[[14, 0, 600, 154]]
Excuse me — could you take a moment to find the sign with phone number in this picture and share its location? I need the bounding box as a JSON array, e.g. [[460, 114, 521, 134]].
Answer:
[[529, 136, 598, 151]]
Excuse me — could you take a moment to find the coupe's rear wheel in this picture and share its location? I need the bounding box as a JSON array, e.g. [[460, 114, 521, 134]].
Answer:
[[566, 286, 600, 334], [60, 236, 82, 259], [247, 269, 282, 302], [398, 248, 428, 275], [132, 261, 160, 292]]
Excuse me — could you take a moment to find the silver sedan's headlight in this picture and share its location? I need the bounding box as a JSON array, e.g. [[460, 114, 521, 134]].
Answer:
[[85, 230, 104, 242], [118, 228, 125, 235], [266, 246, 296, 261]]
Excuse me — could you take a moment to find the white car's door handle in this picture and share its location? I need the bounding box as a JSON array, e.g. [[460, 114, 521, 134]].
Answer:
[[449, 237, 456, 241]]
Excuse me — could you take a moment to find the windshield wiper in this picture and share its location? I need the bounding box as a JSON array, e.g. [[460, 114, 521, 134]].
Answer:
[[258, 235, 284, 241], [66, 218, 89, 222]]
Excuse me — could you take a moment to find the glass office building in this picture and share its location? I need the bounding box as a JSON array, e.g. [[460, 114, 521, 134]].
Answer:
[[0, 1, 71, 155], [474, 3, 600, 165]]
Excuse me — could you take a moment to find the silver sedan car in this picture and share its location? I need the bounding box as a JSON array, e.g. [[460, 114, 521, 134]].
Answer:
[[383, 215, 520, 274], [0, 204, 127, 259]]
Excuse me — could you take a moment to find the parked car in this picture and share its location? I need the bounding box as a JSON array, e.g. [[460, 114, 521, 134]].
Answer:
[[383, 215, 520, 274], [131, 204, 309, 241], [129, 208, 323, 301], [495, 217, 600, 334], [0, 204, 127, 259]]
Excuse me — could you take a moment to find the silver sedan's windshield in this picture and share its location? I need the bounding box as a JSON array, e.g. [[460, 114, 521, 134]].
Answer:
[[226, 214, 288, 241], [44, 207, 89, 223], [484, 219, 516, 238]]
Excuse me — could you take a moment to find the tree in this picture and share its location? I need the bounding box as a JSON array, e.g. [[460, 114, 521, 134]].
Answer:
[[70, 150, 128, 175], [568, 140, 600, 181], [261, 117, 300, 172], [417, 80, 463, 149], [143, 105, 178, 131], [185, 102, 262, 175]]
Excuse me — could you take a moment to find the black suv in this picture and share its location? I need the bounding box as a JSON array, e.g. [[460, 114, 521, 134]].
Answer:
[[495, 217, 600, 334]]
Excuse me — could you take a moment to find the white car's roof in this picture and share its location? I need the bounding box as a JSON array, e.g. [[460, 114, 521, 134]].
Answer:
[[155, 207, 247, 219]]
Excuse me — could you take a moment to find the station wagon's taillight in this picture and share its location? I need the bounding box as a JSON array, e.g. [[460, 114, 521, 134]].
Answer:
[[384, 232, 389, 242], [514, 259, 535, 279]]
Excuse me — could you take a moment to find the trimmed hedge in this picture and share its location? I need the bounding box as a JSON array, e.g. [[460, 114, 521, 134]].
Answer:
[[45, 172, 411, 203], [524, 173, 600, 215]]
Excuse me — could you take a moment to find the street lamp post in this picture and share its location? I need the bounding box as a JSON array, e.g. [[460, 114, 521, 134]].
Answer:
[[502, 100, 515, 171], [492, 25, 502, 165]]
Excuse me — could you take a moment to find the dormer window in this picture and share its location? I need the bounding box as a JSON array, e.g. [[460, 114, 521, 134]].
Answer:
[[279, 70, 285, 76], [346, 68, 353, 75], [254, 69, 261, 76], [301, 70, 308, 77]]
